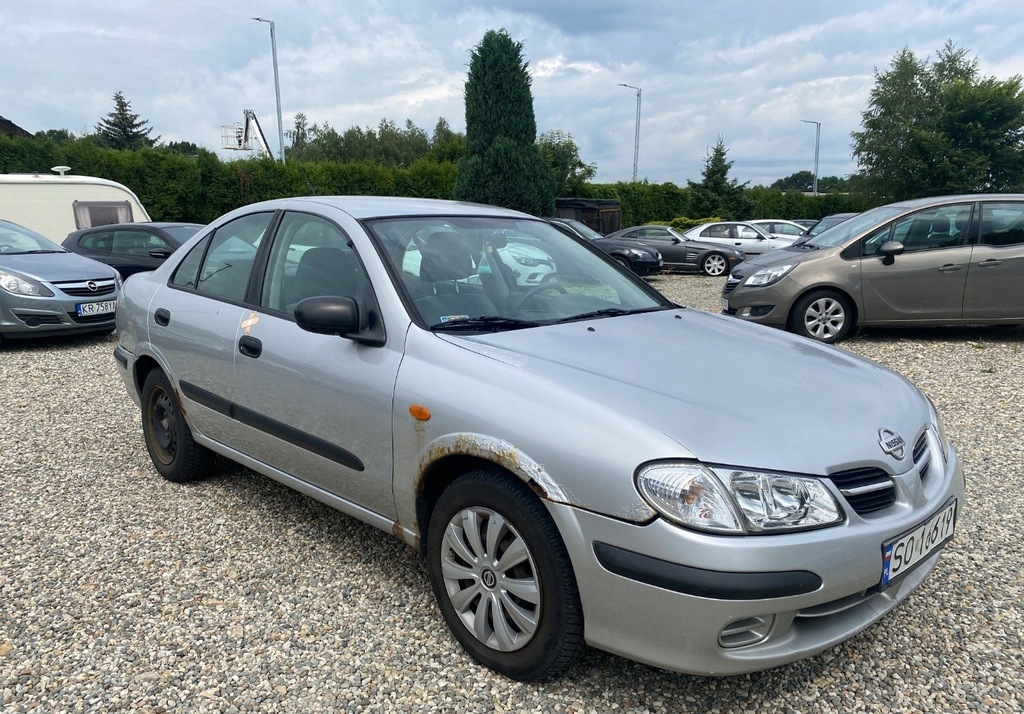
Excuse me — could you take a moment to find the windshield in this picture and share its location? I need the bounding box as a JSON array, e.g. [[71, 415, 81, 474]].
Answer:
[[0, 220, 66, 254], [564, 219, 605, 241], [367, 216, 672, 329], [804, 207, 904, 249]]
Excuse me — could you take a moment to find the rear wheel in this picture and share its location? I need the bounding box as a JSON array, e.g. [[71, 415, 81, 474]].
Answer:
[[141, 369, 212, 482], [426, 468, 585, 681], [790, 290, 854, 343], [701, 252, 729, 276]]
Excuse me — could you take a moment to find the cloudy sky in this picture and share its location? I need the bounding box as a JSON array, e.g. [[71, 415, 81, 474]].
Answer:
[[2, 1, 1022, 187]]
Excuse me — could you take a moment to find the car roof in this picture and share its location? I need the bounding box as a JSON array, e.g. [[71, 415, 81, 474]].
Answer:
[[237, 196, 534, 221]]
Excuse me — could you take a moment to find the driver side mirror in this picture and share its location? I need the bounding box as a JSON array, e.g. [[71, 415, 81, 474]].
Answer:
[[880, 241, 905, 265], [295, 294, 387, 347]]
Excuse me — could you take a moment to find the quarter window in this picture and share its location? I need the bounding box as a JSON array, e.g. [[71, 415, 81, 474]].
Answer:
[[170, 212, 272, 301]]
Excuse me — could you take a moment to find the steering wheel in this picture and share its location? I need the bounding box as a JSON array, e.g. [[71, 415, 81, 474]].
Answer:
[[0, 244, 15, 254], [513, 282, 568, 311]]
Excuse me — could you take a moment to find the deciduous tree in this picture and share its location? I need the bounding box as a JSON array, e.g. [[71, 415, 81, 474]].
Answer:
[[537, 130, 596, 197], [852, 42, 1024, 199]]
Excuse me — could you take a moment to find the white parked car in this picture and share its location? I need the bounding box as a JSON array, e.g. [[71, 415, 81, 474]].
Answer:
[[681, 221, 796, 255], [748, 219, 809, 239]]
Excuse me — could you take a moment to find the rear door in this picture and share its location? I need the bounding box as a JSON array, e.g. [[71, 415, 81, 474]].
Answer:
[[962, 201, 1024, 319], [858, 203, 973, 322], [150, 211, 274, 444]]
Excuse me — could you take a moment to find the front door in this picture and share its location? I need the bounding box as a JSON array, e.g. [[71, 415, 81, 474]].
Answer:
[[858, 204, 973, 323], [230, 211, 404, 518]]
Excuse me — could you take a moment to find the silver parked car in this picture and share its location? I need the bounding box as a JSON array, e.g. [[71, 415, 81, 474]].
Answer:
[[114, 197, 963, 680], [0, 218, 120, 346], [723, 194, 1024, 343]]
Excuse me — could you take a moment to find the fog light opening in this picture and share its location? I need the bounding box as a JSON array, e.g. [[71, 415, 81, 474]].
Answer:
[[719, 614, 775, 648], [739, 305, 774, 318]]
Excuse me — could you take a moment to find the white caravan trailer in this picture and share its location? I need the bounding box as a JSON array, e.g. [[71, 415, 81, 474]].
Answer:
[[0, 167, 151, 240]]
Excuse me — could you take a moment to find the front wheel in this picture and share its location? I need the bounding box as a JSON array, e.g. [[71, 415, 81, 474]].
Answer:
[[701, 252, 729, 276], [426, 468, 585, 681], [141, 369, 212, 482], [790, 290, 854, 343]]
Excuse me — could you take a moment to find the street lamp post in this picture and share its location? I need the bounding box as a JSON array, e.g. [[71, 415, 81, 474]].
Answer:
[[800, 119, 820, 196], [619, 83, 642, 182], [253, 17, 286, 163]]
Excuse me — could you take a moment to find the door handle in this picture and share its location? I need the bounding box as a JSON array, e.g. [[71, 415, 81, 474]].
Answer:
[[238, 335, 263, 358], [154, 308, 170, 326], [937, 264, 962, 273], [978, 259, 1002, 268]]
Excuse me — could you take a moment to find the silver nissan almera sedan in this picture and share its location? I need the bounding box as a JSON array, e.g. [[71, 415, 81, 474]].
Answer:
[[114, 197, 963, 681]]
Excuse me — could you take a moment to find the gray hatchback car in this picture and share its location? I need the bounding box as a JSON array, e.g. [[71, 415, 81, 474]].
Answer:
[[723, 194, 1024, 342], [114, 197, 963, 680], [1, 218, 120, 345]]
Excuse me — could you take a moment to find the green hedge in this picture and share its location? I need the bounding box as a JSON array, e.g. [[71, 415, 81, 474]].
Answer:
[[0, 134, 874, 226]]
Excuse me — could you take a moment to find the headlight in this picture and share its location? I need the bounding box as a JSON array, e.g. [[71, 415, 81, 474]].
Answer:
[[626, 249, 648, 258], [636, 462, 843, 534], [510, 252, 542, 267], [0, 269, 54, 297], [744, 263, 796, 287], [927, 397, 951, 464]]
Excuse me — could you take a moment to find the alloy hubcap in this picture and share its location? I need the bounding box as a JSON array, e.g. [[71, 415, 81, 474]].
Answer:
[[805, 298, 845, 339]]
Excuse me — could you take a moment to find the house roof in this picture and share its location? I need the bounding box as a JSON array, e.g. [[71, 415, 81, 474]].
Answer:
[[0, 116, 32, 138]]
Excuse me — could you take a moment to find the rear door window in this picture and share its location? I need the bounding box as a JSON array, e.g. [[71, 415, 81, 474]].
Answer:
[[170, 212, 273, 301]]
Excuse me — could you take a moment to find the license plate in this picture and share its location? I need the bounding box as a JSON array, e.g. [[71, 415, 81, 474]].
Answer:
[[76, 300, 116, 316], [881, 499, 956, 587], [721, 298, 729, 311]]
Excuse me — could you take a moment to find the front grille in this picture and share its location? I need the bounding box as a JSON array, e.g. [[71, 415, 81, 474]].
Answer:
[[722, 277, 741, 295], [53, 280, 117, 297], [913, 432, 931, 483], [828, 467, 895, 514]]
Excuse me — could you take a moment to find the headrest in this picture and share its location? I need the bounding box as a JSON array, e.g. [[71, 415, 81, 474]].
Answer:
[[419, 232, 477, 282]]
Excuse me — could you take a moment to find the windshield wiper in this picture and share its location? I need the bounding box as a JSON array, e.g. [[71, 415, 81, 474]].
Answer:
[[430, 316, 541, 332], [554, 306, 666, 324], [9, 249, 65, 255]]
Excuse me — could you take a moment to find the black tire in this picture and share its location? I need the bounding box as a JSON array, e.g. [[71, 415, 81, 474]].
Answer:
[[426, 468, 585, 681], [613, 256, 631, 271], [701, 252, 729, 276], [789, 290, 854, 343], [141, 369, 212, 482]]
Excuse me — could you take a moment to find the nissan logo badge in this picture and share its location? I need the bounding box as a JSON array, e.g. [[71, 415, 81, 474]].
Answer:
[[878, 428, 906, 459]]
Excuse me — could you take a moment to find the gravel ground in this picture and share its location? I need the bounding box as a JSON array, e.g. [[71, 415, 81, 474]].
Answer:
[[2, 273, 1022, 713]]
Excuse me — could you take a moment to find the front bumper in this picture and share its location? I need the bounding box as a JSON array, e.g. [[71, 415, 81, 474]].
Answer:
[[720, 274, 802, 327], [546, 448, 964, 676], [0, 292, 117, 339], [630, 256, 663, 276]]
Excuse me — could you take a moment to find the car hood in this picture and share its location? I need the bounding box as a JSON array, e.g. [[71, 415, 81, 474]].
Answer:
[[0, 251, 118, 282], [594, 237, 656, 251], [444, 308, 927, 476], [729, 243, 837, 278]]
